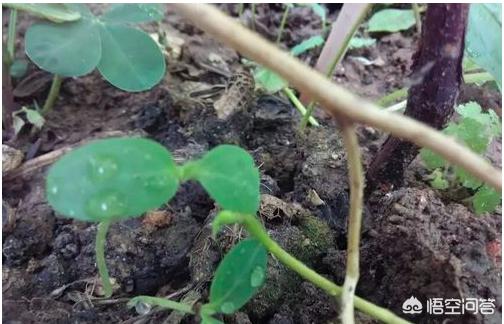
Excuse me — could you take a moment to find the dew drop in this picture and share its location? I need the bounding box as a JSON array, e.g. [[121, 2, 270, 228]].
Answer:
[[220, 301, 235, 314], [135, 301, 151, 315], [88, 155, 118, 182], [86, 192, 126, 219], [51, 186, 59, 194], [250, 266, 265, 287]]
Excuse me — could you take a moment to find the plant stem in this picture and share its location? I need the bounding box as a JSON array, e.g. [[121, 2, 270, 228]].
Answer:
[[276, 5, 290, 44], [464, 72, 495, 85], [339, 121, 365, 324], [172, 4, 501, 192], [238, 215, 411, 324], [7, 9, 17, 63], [412, 3, 422, 34], [96, 220, 113, 298], [128, 296, 195, 314], [299, 101, 316, 130], [282, 87, 319, 127], [42, 74, 63, 114]]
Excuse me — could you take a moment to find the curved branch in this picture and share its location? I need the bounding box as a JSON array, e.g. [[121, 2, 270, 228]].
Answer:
[[171, 4, 502, 192]]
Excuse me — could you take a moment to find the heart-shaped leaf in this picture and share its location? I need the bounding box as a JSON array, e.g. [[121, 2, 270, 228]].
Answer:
[[207, 239, 267, 314], [46, 138, 179, 222], [187, 145, 260, 214], [97, 24, 165, 91], [25, 18, 101, 76]]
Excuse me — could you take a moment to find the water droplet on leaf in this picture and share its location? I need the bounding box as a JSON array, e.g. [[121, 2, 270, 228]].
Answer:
[[250, 266, 265, 287], [86, 192, 126, 220], [88, 155, 118, 182], [220, 302, 235, 314]]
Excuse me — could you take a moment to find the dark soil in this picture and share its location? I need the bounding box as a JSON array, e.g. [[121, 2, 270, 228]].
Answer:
[[3, 4, 502, 324]]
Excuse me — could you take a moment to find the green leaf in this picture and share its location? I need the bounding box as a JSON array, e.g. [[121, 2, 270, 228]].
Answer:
[[25, 19, 101, 76], [420, 148, 446, 170], [454, 166, 482, 190], [22, 106, 45, 129], [349, 37, 376, 49], [97, 24, 166, 92], [472, 185, 501, 214], [254, 67, 288, 94], [4, 3, 81, 22], [189, 145, 260, 214], [101, 4, 164, 24], [10, 59, 28, 78], [46, 138, 179, 222], [208, 239, 267, 314], [466, 4, 502, 88], [368, 9, 416, 33], [310, 4, 326, 27], [290, 35, 325, 56]]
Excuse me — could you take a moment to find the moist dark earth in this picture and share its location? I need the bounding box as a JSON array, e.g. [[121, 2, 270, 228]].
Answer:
[[2, 4, 502, 324]]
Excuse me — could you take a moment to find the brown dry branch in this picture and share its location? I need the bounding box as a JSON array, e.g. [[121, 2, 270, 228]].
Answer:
[[171, 4, 501, 192]]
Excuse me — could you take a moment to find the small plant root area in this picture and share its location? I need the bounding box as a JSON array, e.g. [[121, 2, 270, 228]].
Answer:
[[2, 4, 501, 324]]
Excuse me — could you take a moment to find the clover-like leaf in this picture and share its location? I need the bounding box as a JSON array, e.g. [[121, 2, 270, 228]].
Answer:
[[24, 3, 165, 91], [187, 145, 260, 214], [46, 138, 179, 222], [473, 185, 501, 214], [97, 24, 165, 91], [207, 239, 267, 314], [25, 18, 101, 76]]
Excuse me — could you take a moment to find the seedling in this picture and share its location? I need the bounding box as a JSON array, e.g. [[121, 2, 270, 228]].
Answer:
[[8, 4, 166, 114], [46, 137, 409, 323], [128, 238, 267, 323], [421, 102, 501, 214]]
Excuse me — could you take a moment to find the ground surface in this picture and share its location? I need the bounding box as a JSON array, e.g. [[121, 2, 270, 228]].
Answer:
[[2, 4, 502, 324]]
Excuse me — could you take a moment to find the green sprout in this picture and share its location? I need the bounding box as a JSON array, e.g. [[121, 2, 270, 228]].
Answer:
[[12, 3, 166, 113], [421, 102, 502, 214], [46, 137, 409, 323]]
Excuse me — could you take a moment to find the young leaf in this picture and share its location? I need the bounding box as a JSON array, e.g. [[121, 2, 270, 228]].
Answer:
[[368, 9, 416, 33], [473, 185, 501, 214], [465, 4, 502, 88], [207, 239, 267, 314], [4, 3, 81, 22], [290, 35, 325, 57], [188, 145, 260, 215], [46, 138, 179, 222], [101, 4, 164, 24], [420, 148, 446, 170], [97, 24, 166, 91], [429, 169, 449, 190], [254, 67, 288, 94], [310, 4, 327, 27], [25, 18, 101, 76]]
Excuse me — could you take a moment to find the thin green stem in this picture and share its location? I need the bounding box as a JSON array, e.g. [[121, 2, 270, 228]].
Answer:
[[128, 296, 195, 314], [96, 220, 113, 298], [42, 74, 63, 114], [276, 5, 290, 44], [282, 87, 319, 127], [238, 215, 411, 324], [7, 9, 18, 64], [412, 4, 422, 34], [300, 101, 316, 130]]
